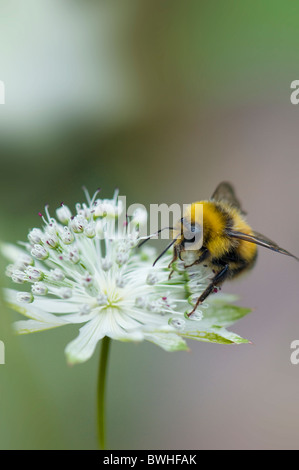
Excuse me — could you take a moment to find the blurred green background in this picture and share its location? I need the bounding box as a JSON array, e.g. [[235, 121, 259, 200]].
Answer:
[[1, 0, 299, 449]]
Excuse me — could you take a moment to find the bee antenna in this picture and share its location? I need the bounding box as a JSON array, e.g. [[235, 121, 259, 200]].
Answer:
[[153, 237, 179, 266], [138, 227, 174, 248]]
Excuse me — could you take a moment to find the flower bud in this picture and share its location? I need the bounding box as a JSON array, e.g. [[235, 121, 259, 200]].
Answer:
[[31, 244, 49, 260], [32, 282, 48, 296], [17, 292, 34, 303], [56, 205, 72, 224]]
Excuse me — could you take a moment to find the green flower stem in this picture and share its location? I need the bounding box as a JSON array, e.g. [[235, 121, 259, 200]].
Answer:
[[97, 336, 111, 450]]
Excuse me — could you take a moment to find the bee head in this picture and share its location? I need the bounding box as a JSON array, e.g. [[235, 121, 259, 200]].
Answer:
[[179, 217, 203, 251]]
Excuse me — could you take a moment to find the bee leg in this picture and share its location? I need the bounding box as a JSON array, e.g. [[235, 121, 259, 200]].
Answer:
[[168, 245, 178, 269], [168, 270, 174, 280], [187, 264, 229, 317], [184, 248, 209, 268], [168, 245, 179, 279]]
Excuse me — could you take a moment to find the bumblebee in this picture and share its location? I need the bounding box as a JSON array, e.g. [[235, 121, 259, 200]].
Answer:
[[142, 182, 299, 316]]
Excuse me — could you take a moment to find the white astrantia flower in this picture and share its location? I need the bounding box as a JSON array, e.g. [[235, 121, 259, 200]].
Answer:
[[1, 189, 251, 364]]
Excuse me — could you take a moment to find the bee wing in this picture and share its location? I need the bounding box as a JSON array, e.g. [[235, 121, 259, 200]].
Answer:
[[226, 229, 299, 261], [211, 182, 247, 214]]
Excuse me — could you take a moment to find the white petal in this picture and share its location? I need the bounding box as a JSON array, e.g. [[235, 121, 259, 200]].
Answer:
[[59, 310, 98, 324], [13, 319, 68, 334], [1, 243, 28, 263], [4, 288, 71, 324], [121, 307, 167, 328], [31, 297, 83, 314], [107, 311, 145, 341], [65, 310, 146, 364], [65, 315, 105, 364], [144, 332, 188, 351], [98, 309, 145, 340]]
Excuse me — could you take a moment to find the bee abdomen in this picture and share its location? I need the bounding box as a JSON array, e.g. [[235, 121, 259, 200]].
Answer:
[[211, 247, 257, 278]]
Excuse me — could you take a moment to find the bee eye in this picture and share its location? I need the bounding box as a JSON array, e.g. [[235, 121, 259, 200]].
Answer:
[[181, 220, 202, 249]]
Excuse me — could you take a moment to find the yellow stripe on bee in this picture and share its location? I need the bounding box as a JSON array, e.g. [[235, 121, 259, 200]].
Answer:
[[228, 207, 257, 262], [185, 201, 223, 230], [184, 201, 257, 260], [184, 201, 228, 257]]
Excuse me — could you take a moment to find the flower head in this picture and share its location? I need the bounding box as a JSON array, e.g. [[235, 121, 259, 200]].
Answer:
[[2, 189, 251, 364]]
